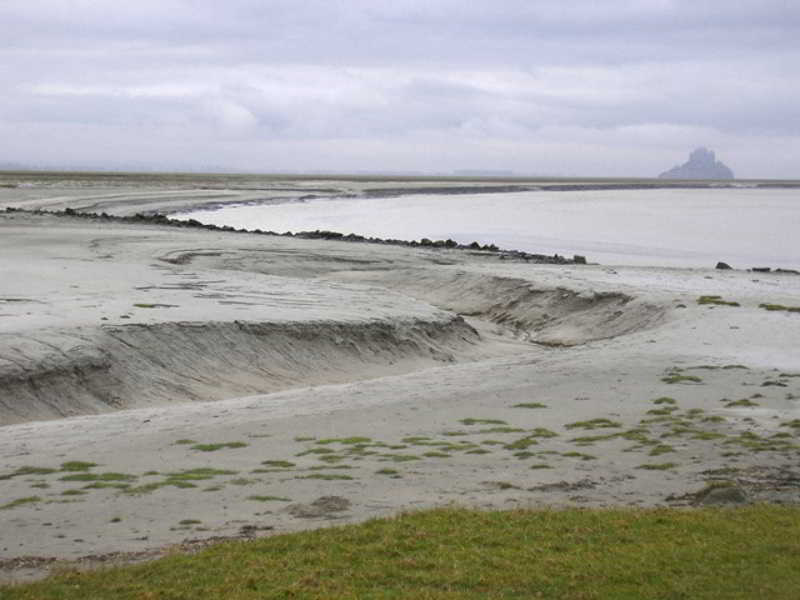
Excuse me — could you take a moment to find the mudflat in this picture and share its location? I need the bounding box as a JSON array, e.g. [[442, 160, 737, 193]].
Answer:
[[1, 188, 799, 583]]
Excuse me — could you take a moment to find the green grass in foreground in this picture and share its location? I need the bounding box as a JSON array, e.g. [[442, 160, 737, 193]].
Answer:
[[6, 506, 800, 599]]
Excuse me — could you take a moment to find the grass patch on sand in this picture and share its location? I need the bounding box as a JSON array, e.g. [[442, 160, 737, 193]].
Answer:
[[248, 496, 291, 503], [637, 462, 679, 471], [166, 468, 238, 481], [504, 436, 539, 450], [565, 418, 622, 430], [1, 496, 41, 510], [653, 397, 677, 405], [459, 418, 507, 426], [261, 460, 295, 468], [375, 468, 400, 476], [83, 482, 131, 490], [725, 398, 760, 408], [511, 402, 548, 409], [561, 452, 596, 461], [295, 473, 354, 481], [380, 454, 421, 463], [190, 442, 248, 452], [7, 506, 800, 599], [697, 295, 740, 307], [759, 303, 800, 313], [530, 427, 559, 438], [647, 407, 678, 416], [648, 444, 676, 457], [123, 468, 237, 495], [315, 437, 372, 445], [59, 472, 137, 482], [0, 466, 58, 480], [60, 461, 97, 472]]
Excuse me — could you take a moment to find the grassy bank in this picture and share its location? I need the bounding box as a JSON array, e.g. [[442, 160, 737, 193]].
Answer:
[[4, 505, 799, 599]]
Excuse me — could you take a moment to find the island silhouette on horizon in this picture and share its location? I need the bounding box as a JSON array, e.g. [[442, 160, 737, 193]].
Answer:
[[659, 147, 735, 180]]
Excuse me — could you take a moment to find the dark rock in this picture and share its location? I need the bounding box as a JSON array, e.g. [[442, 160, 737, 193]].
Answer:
[[286, 496, 351, 519], [751, 267, 771, 273], [715, 261, 732, 270], [659, 147, 735, 180], [694, 484, 749, 506], [775, 268, 800, 275]]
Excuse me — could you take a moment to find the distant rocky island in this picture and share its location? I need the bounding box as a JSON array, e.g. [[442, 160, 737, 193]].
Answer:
[[659, 147, 734, 180]]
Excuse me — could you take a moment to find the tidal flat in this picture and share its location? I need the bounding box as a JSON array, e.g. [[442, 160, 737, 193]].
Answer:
[[1, 172, 799, 584]]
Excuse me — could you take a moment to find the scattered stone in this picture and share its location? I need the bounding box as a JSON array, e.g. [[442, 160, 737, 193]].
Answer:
[[3, 207, 587, 266], [286, 496, 351, 519], [693, 484, 749, 506], [238, 524, 274, 537], [529, 479, 596, 493]]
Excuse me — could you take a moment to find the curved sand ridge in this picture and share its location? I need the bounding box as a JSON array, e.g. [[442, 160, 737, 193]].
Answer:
[[0, 213, 663, 425], [0, 318, 480, 425], [324, 268, 666, 346]]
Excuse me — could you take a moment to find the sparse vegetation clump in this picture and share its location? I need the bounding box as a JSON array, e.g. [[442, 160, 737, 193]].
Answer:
[[459, 418, 507, 426], [59, 472, 136, 483], [653, 397, 677, 405], [530, 427, 559, 438], [1, 496, 41, 510], [375, 468, 399, 476], [637, 462, 679, 471], [248, 495, 291, 502], [724, 398, 760, 408], [662, 374, 703, 384], [648, 444, 676, 456], [511, 402, 548, 409], [697, 295, 740, 307], [261, 460, 295, 468], [0, 466, 58, 480], [561, 451, 596, 461], [190, 442, 248, 452], [504, 436, 539, 450], [167, 468, 238, 481], [315, 437, 372, 445], [60, 461, 98, 472], [296, 473, 354, 481], [647, 406, 678, 415], [565, 418, 622, 430], [759, 303, 800, 313]]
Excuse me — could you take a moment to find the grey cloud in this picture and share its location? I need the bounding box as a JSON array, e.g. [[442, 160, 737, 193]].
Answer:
[[0, 1, 798, 177]]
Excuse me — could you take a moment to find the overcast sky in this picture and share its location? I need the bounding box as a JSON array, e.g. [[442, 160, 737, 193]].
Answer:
[[1, 1, 798, 177]]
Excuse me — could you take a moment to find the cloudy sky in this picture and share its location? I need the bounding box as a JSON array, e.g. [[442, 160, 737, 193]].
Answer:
[[1, 1, 798, 177]]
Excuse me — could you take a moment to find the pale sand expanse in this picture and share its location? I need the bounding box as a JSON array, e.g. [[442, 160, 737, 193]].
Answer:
[[1, 208, 800, 582]]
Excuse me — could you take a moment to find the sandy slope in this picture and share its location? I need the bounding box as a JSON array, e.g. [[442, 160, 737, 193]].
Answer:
[[1, 210, 800, 583]]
